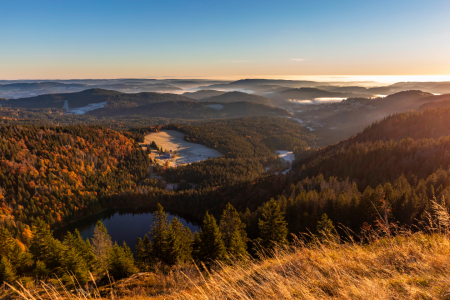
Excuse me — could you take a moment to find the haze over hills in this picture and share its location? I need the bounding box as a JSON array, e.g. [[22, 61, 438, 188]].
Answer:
[[418, 94, 450, 111], [0, 88, 292, 123], [0, 88, 193, 109], [293, 90, 446, 145], [388, 81, 450, 94], [2, 84, 450, 146], [199, 91, 277, 106], [267, 87, 364, 102], [183, 90, 226, 99], [3, 78, 450, 102]]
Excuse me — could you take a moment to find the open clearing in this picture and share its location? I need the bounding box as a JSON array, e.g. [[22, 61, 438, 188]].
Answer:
[[143, 130, 223, 166]]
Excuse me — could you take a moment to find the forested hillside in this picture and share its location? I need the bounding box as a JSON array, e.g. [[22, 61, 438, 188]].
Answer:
[[0, 89, 191, 109], [171, 117, 313, 158], [147, 117, 314, 188], [127, 109, 450, 240], [200, 91, 276, 106], [294, 108, 450, 188], [5, 109, 450, 299], [0, 89, 293, 127], [0, 125, 150, 241]]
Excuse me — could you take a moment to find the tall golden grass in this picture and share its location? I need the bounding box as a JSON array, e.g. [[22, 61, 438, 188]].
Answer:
[[8, 200, 450, 299]]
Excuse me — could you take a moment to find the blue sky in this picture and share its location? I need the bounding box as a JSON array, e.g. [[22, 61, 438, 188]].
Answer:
[[1, 0, 449, 79]]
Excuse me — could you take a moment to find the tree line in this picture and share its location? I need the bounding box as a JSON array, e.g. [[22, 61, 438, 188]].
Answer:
[[0, 200, 297, 286]]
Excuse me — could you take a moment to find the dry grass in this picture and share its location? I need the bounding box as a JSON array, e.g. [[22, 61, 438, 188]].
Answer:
[[8, 200, 450, 300], [169, 233, 450, 300]]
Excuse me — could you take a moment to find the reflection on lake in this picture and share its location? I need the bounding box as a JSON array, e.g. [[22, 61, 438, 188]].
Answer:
[[54, 208, 201, 253]]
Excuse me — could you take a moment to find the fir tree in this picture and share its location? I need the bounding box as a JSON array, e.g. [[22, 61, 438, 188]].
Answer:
[[91, 221, 112, 271], [166, 217, 194, 266], [0, 256, 17, 284], [135, 237, 145, 269], [228, 230, 248, 260], [194, 212, 227, 264], [316, 213, 337, 241], [258, 199, 288, 250], [62, 247, 90, 285], [64, 230, 98, 271], [29, 219, 64, 270], [108, 242, 138, 279], [219, 203, 248, 259], [150, 203, 169, 263], [0, 228, 33, 275], [9, 240, 33, 275], [0, 228, 12, 257], [29, 219, 52, 263], [135, 235, 153, 271], [34, 260, 49, 279]]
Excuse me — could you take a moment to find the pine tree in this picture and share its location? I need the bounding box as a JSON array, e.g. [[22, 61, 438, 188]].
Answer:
[[0, 228, 13, 257], [166, 217, 194, 266], [0, 256, 17, 284], [64, 230, 98, 271], [150, 204, 169, 263], [135, 238, 145, 269], [136, 235, 153, 271], [74, 230, 97, 268], [219, 203, 248, 259], [61, 246, 90, 285], [91, 221, 112, 271], [258, 199, 288, 250], [29, 219, 64, 270], [34, 260, 49, 279], [108, 242, 138, 279], [194, 212, 227, 264], [0, 228, 33, 275], [316, 213, 337, 241], [29, 219, 52, 263], [9, 240, 33, 275], [228, 230, 248, 260]]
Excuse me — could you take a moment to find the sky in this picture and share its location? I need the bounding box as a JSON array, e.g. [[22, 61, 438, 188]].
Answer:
[[1, 0, 450, 80]]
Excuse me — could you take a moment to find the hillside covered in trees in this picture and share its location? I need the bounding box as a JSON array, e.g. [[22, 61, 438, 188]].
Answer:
[[5, 109, 450, 299], [0, 92, 294, 134], [157, 117, 314, 188], [0, 125, 150, 242]]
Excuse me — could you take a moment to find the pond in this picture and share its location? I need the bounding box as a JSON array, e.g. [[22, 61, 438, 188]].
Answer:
[[54, 208, 201, 253]]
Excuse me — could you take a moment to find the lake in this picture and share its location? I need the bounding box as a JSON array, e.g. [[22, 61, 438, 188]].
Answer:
[[54, 208, 201, 253]]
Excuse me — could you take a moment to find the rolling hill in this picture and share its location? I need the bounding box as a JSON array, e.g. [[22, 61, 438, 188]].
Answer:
[[183, 89, 226, 99], [268, 87, 365, 102], [295, 90, 437, 146], [388, 81, 450, 94], [200, 91, 277, 106], [418, 94, 450, 111], [0, 89, 293, 122], [0, 88, 194, 109], [89, 100, 292, 119]]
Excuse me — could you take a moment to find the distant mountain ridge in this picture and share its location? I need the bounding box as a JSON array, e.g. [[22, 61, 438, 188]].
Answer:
[[0, 88, 193, 109], [183, 90, 226, 99], [0, 88, 293, 120], [200, 91, 277, 106], [418, 94, 450, 111]]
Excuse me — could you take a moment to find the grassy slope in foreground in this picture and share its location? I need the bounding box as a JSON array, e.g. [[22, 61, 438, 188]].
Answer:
[[12, 231, 450, 299], [167, 233, 450, 300]]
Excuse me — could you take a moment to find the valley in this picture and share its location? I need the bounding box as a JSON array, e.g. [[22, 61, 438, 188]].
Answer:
[[2, 79, 450, 300]]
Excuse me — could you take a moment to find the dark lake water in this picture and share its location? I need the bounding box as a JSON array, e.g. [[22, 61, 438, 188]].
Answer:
[[54, 208, 201, 253]]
